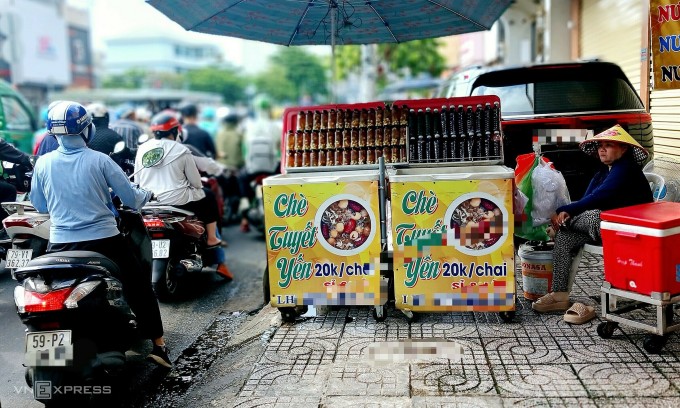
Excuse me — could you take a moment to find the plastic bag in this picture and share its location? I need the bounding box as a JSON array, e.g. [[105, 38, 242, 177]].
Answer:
[[514, 153, 551, 241], [531, 160, 571, 227]]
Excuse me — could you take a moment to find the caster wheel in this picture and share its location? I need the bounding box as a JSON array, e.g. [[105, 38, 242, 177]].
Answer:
[[499, 311, 515, 323], [596, 321, 618, 339], [643, 335, 667, 354], [402, 310, 418, 323], [295, 305, 309, 316], [372, 307, 387, 322], [280, 307, 297, 323]]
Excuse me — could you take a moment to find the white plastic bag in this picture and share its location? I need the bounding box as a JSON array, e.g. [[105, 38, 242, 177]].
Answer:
[[531, 161, 571, 227]]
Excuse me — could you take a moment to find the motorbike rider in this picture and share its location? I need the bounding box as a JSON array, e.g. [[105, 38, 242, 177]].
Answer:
[[86, 103, 125, 155], [135, 111, 234, 280], [30, 100, 172, 368], [0, 138, 33, 225], [180, 104, 217, 158]]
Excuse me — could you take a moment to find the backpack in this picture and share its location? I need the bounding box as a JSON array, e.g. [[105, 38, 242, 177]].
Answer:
[[244, 119, 279, 174]]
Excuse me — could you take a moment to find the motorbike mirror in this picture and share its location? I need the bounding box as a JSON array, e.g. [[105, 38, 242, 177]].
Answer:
[[113, 141, 127, 155], [138, 134, 150, 145], [141, 147, 164, 168]]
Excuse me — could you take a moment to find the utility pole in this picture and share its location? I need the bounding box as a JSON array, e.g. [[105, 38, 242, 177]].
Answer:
[[359, 44, 377, 102]]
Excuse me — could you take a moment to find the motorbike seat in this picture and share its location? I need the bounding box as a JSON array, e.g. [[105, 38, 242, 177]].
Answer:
[[23, 251, 120, 276]]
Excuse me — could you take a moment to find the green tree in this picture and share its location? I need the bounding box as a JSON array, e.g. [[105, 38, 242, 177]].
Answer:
[[101, 68, 148, 89], [335, 39, 446, 88], [257, 48, 328, 104], [184, 66, 247, 103]]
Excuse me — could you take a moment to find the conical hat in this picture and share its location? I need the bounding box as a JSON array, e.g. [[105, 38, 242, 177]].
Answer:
[[579, 124, 648, 164]]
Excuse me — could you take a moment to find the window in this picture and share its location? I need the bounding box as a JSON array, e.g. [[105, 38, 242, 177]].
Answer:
[[1, 96, 32, 131]]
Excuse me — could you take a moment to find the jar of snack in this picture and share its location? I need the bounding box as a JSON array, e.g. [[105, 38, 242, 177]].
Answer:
[[342, 149, 351, 166], [342, 129, 351, 149], [318, 130, 327, 150], [375, 127, 384, 148], [360, 109, 368, 128], [366, 148, 376, 164], [383, 145, 391, 161], [358, 128, 366, 148], [312, 110, 321, 131], [350, 149, 358, 165], [295, 150, 303, 167], [334, 130, 343, 149], [399, 126, 407, 145], [310, 131, 319, 150], [375, 107, 384, 127], [305, 111, 313, 131], [358, 149, 366, 165], [286, 130, 295, 151], [320, 110, 328, 130], [287, 150, 295, 168], [366, 128, 375, 147], [383, 106, 392, 127], [390, 127, 399, 146], [400, 105, 409, 125], [302, 150, 311, 167], [343, 109, 352, 129], [350, 129, 358, 148], [310, 150, 317, 166], [391, 105, 401, 126], [336, 109, 345, 129], [351, 109, 360, 128], [318, 150, 327, 167], [302, 131, 311, 151], [294, 130, 304, 151], [334, 149, 343, 166], [375, 146, 383, 160], [297, 111, 306, 132], [327, 149, 335, 166], [367, 108, 376, 127], [328, 108, 337, 129], [399, 145, 407, 162], [391, 146, 399, 163]]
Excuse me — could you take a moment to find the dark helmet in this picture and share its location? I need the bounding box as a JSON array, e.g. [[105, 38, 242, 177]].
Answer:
[[46, 100, 96, 143], [179, 103, 198, 118], [150, 111, 181, 139]]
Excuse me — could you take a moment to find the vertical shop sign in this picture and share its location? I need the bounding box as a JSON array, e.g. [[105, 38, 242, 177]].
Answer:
[[651, 0, 680, 89]]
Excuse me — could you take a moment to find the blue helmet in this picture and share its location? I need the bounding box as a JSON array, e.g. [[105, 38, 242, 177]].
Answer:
[[46, 100, 96, 142]]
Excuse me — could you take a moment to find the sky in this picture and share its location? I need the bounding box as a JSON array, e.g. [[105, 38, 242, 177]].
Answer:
[[66, 0, 285, 69]]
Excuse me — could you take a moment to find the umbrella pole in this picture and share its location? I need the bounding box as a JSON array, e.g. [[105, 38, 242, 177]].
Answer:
[[331, 3, 336, 104]]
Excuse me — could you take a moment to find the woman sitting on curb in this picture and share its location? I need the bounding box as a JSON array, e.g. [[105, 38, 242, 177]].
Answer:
[[531, 124, 653, 324]]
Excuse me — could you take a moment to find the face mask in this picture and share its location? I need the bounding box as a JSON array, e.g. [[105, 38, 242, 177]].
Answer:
[[56, 135, 87, 151]]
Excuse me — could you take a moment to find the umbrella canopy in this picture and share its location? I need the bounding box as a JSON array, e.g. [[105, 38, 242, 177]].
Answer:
[[146, 0, 512, 46]]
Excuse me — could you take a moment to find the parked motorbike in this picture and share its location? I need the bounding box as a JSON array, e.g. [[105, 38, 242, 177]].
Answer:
[[13, 207, 153, 406]]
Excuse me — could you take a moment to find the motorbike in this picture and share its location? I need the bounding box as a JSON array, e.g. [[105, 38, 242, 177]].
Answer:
[[242, 173, 268, 235], [13, 207, 153, 406]]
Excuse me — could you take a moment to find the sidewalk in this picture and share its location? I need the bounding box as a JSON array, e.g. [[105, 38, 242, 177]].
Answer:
[[174, 252, 680, 407]]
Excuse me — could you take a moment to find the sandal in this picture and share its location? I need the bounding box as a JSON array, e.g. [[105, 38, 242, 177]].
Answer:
[[563, 302, 596, 325], [532, 292, 571, 313]]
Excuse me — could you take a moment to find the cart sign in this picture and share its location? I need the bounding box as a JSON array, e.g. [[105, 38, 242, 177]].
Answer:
[[264, 175, 382, 306], [391, 178, 515, 311], [651, 0, 680, 90]]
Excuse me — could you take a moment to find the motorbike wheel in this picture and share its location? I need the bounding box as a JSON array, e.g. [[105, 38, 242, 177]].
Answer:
[[154, 259, 186, 301], [33, 367, 89, 406]]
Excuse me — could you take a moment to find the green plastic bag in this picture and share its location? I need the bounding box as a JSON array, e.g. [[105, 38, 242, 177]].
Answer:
[[514, 153, 550, 241]]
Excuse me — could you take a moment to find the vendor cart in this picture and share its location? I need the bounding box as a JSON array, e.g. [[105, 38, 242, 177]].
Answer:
[[264, 96, 515, 322], [597, 202, 680, 353]]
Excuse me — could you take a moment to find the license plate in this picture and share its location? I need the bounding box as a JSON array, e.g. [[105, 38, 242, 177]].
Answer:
[[152, 239, 170, 258], [25, 330, 73, 366], [6, 249, 33, 269]]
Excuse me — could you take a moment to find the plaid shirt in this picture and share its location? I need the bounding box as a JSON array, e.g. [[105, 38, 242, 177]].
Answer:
[[110, 119, 144, 149]]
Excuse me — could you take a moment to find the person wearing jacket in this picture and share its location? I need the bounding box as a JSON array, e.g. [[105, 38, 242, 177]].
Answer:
[[134, 111, 233, 280], [0, 138, 33, 224], [532, 125, 653, 323], [30, 101, 172, 367], [86, 103, 124, 155]]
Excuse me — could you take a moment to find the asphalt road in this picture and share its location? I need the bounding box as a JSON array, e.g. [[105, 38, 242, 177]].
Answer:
[[0, 224, 267, 408]]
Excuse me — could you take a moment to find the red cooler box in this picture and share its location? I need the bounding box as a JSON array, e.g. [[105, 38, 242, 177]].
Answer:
[[600, 202, 680, 296]]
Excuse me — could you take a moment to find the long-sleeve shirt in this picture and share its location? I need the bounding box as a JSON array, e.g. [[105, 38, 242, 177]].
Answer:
[[31, 144, 151, 243], [557, 156, 653, 217], [134, 138, 205, 205]]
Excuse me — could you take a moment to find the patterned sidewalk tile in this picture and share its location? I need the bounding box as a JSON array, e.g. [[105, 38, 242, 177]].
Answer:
[[261, 333, 338, 365], [227, 396, 321, 407], [280, 308, 348, 338], [343, 308, 411, 339], [555, 332, 652, 364], [477, 322, 554, 340], [325, 362, 410, 397], [491, 364, 588, 398], [411, 362, 496, 396], [573, 362, 674, 397], [482, 336, 567, 365], [650, 360, 680, 393], [412, 395, 504, 407], [322, 396, 412, 407], [593, 397, 680, 407], [411, 313, 480, 339], [500, 397, 597, 407], [239, 363, 329, 397]]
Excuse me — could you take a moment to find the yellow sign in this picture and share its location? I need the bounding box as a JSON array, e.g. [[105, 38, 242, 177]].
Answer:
[[391, 178, 515, 311], [264, 177, 382, 306], [651, 0, 680, 89]]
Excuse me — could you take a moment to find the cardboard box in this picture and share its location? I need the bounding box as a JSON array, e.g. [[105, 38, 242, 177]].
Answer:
[[601, 202, 680, 296]]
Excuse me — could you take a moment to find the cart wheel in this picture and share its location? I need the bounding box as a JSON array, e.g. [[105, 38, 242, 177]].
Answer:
[[401, 310, 418, 323], [280, 307, 297, 323], [262, 265, 270, 305], [372, 306, 387, 322], [499, 311, 515, 323], [295, 305, 309, 316], [665, 305, 674, 325], [643, 335, 667, 354], [596, 321, 618, 339]]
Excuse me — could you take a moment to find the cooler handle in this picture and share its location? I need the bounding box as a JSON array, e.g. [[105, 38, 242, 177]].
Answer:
[[615, 231, 638, 238]]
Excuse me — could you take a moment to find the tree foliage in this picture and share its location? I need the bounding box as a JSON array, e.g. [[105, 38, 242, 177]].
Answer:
[[257, 47, 329, 104], [184, 66, 246, 103], [101, 68, 148, 89]]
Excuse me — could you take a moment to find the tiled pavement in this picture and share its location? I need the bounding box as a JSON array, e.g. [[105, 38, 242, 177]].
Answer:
[[225, 253, 680, 407]]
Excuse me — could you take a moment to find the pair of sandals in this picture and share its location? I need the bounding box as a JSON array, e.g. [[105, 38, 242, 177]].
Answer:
[[532, 293, 596, 325]]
